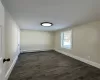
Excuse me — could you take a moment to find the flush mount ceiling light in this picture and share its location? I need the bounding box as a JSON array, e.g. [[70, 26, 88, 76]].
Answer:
[[41, 22, 53, 27]]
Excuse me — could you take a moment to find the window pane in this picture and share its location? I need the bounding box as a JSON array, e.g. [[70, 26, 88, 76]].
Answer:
[[61, 30, 72, 49]]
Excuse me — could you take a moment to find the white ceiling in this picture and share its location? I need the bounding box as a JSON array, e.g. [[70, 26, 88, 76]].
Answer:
[[2, 0, 100, 31]]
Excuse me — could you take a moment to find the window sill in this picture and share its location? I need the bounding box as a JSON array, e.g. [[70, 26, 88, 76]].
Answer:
[[61, 46, 72, 50]]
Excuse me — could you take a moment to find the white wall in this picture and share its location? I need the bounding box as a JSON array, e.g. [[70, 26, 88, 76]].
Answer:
[[20, 30, 54, 52], [54, 21, 100, 64], [4, 11, 20, 77]]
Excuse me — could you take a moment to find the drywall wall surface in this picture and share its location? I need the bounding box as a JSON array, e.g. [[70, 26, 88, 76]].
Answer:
[[54, 21, 100, 63], [20, 30, 54, 52]]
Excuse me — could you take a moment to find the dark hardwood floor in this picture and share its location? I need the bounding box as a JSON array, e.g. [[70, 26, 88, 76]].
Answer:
[[8, 50, 100, 80]]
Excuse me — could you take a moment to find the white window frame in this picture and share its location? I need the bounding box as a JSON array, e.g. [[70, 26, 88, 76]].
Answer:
[[61, 30, 72, 49]]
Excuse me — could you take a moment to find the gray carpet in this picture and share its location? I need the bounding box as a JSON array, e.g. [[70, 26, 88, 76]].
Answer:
[[9, 50, 100, 80]]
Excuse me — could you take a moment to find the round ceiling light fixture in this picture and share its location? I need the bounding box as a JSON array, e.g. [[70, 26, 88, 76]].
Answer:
[[41, 22, 53, 27]]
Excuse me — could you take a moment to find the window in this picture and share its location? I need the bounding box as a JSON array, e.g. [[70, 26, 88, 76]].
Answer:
[[61, 30, 72, 49]]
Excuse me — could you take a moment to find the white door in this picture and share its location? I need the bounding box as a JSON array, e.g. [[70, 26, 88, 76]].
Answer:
[[0, 26, 4, 80], [0, 1, 5, 80]]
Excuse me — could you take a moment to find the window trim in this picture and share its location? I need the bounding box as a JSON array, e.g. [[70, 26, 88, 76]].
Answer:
[[61, 30, 72, 50]]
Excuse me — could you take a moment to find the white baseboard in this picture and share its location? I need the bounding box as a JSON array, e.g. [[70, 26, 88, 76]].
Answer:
[[55, 49, 100, 69], [20, 49, 53, 53], [5, 56, 18, 80]]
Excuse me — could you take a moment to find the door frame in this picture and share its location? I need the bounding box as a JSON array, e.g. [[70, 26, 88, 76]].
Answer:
[[0, 1, 5, 80], [0, 25, 5, 80]]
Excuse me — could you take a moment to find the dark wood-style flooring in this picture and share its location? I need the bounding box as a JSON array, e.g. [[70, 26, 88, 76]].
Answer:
[[8, 50, 100, 80]]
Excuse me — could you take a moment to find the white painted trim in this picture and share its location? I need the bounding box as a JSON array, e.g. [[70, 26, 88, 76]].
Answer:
[[55, 49, 100, 69], [20, 49, 53, 53], [0, 57, 2, 60], [5, 56, 18, 80]]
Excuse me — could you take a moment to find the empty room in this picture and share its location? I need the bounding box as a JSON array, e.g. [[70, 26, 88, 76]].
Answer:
[[0, 0, 100, 80]]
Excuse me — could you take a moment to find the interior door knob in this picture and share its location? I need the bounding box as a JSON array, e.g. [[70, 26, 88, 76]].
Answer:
[[3, 59, 6, 63], [6, 58, 10, 61], [3, 58, 10, 63]]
